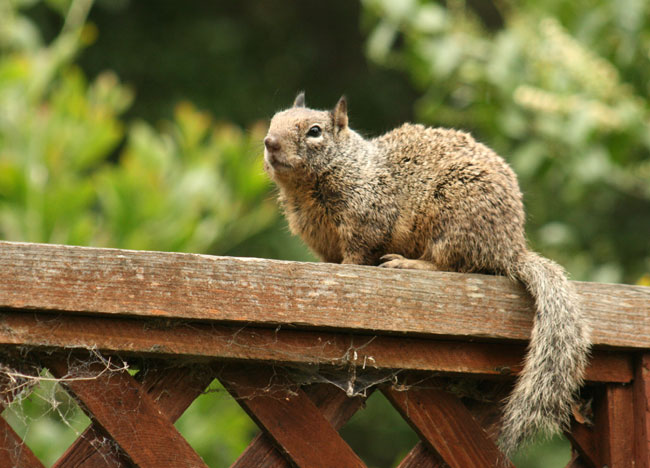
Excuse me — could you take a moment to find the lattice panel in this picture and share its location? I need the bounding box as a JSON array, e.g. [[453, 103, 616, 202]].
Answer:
[[2, 353, 647, 468]]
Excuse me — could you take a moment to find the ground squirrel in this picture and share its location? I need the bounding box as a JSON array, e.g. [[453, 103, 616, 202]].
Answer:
[[263, 92, 591, 456]]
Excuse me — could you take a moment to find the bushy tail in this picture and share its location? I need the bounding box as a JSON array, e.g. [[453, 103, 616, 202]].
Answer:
[[499, 250, 591, 456]]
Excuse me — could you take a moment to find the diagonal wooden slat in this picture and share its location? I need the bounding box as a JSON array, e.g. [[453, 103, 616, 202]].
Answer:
[[0, 416, 46, 468], [53, 363, 214, 468], [231, 383, 372, 468], [566, 421, 598, 468], [219, 364, 366, 468], [382, 385, 512, 468], [46, 358, 208, 468], [396, 441, 446, 468], [54, 425, 122, 468], [634, 354, 650, 468], [397, 388, 507, 468]]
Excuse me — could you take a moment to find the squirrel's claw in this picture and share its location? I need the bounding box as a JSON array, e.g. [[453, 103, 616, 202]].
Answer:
[[379, 254, 407, 268]]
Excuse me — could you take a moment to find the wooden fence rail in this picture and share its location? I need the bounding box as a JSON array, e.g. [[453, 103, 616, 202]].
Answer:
[[0, 241, 649, 467]]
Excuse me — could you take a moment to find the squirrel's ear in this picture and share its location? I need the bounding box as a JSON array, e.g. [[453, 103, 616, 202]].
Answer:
[[333, 95, 348, 129], [293, 92, 306, 108]]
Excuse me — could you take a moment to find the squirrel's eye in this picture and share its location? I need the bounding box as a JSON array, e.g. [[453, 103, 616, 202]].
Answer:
[[306, 125, 322, 138]]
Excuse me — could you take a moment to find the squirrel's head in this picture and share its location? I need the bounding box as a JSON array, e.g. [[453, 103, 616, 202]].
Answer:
[[264, 92, 350, 184]]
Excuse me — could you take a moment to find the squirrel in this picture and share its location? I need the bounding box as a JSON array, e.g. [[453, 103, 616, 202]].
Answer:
[[263, 92, 591, 456]]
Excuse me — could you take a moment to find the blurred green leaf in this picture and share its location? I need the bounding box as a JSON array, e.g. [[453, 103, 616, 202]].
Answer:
[[0, 3, 276, 256]]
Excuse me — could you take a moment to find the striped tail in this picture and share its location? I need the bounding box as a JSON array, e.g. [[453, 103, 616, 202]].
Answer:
[[499, 250, 591, 456]]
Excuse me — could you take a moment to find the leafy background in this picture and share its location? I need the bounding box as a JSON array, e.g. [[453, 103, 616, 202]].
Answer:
[[1, 0, 648, 467]]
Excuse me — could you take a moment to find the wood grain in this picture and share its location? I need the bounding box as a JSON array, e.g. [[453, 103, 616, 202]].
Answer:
[[566, 421, 598, 468], [396, 441, 446, 468], [634, 354, 650, 468], [595, 384, 635, 468], [53, 364, 213, 468], [382, 385, 512, 468], [231, 383, 371, 468], [219, 364, 366, 468], [0, 241, 648, 348], [0, 311, 633, 383], [398, 383, 508, 468], [46, 359, 208, 468]]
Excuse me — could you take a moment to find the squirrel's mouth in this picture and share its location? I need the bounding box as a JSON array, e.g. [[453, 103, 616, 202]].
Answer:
[[264, 150, 293, 171]]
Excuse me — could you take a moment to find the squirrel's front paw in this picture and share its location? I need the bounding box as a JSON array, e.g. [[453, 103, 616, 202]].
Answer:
[[379, 254, 415, 269], [379, 254, 438, 271]]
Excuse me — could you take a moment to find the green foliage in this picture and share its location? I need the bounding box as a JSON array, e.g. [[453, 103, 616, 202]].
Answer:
[[339, 391, 419, 467], [0, 1, 276, 254], [363, 0, 650, 284], [509, 434, 571, 468], [95, 105, 274, 253]]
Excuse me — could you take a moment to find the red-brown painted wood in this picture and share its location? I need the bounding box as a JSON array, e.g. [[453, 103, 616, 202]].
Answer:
[[0, 241, 648, 349], [397, 387, 508, 468], [634, 354, 650, 468], [53, 364, 213, 468], [0, 312, 633, 383], [219, 365, 366, 468], [0, 241, 648, 467], [231, 383, 371, 468], [566, 421, 598, 468], [594, 384, 635, 468], [396, 441, 445, 468], [46, 359, 208, 468], [382, 385, 512, 468]]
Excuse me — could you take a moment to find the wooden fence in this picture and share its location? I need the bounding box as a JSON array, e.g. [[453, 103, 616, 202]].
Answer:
[[0, 241, 648, 467]]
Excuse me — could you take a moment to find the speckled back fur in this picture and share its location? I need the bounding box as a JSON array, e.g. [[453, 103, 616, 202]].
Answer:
[[263, 93, 591, 457]]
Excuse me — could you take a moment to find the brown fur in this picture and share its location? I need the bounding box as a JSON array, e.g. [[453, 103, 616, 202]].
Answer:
[[263, 93, 591, 456]]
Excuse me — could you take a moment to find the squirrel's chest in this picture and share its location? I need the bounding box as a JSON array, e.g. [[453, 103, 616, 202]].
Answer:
[[280, 192, 344, 263]]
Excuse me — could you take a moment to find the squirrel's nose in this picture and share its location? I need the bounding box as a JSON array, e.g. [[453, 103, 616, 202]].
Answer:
[[264, 135, 281, 151]]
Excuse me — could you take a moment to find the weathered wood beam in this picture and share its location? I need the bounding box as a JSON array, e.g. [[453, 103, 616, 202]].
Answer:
[[0, 242, 648, 348], [0, 311, 633, 383]]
